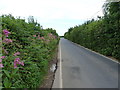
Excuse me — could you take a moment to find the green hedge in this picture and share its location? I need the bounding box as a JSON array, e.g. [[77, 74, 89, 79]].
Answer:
[[64, 2, 120, 60]]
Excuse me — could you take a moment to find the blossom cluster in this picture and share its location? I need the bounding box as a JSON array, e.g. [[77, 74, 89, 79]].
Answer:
[[14, 58, 24, 68], [3, 38, 12, 44], [2, 29, 24, 68], [33, 34, 45, 40], [48, 33, 56, 39], [14, 52, 20, 56], [2, 29, 12, 44], [3, 29, 11, 37]]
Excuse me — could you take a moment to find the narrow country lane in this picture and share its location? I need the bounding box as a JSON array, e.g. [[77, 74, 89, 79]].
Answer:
[[59, 38, 119, 88]]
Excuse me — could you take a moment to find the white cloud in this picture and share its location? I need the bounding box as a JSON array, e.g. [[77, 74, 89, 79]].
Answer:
[[0, 0, 106, 35]]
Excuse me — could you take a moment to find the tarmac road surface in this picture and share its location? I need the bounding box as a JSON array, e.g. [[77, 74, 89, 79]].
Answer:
[[52, 38, 119, 88]]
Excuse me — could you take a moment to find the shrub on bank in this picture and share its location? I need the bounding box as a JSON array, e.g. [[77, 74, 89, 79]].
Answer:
[[1, 14, 59, 88]]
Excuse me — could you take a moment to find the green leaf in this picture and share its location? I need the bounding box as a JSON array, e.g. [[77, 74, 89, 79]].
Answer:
[[3, 70, 11, 78], [4, 77, 12, 88]]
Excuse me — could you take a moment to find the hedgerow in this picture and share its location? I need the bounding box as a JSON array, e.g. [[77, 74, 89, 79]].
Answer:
[[1, 14, 59, 88], [64, 2, 120, 60]]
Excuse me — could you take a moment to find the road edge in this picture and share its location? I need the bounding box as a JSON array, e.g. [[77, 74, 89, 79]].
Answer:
[[52, 39, 63, 88], [66, 38, 120, 64]]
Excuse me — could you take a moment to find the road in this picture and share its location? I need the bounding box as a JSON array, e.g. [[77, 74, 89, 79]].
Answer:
[[54, 38, 119, 88]]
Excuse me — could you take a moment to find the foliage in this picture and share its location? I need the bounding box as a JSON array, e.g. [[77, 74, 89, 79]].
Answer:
[[64, 2, 120, 60], [1, 14, 59, 88]]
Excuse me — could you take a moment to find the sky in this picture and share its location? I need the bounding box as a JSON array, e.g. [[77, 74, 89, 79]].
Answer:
[[0, 0, 106, 36]]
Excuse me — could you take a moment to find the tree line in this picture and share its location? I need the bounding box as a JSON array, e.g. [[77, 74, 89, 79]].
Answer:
[[64, 2, 120, 60]]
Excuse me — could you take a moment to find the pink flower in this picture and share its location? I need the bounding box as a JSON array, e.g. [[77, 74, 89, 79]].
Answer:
[[37, 35, 45, 40], [14, 52, 20, 56], [14, 58, 24, 68], [21, 61, 24, 66], [19, 61, 24, 66], [48, 33, 55, 39], [1, 56, 6, 59], [14, 58, 20, 68], [14, 58, 20, 62], [0, 64, 4, 68], [3, 39, 13, 44], [14, 63, 17, 68], [3, 29, 11, 37], [33, 35, 36, 37], [41, 37, 45, 40]]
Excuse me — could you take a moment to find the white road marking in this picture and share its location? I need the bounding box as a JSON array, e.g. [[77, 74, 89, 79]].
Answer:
[[59, 40, 63, 88]]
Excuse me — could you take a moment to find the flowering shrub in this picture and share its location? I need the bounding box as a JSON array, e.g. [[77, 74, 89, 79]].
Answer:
[[3, 29, 11, 37], [1, 14, 59, 88], [13, 52, 20, 56], [2, 29, 25, 88], [14, 58, 24, 68], [3, 38, 12, 44]]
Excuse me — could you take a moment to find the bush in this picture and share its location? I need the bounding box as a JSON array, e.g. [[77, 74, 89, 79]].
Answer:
[[1, 14, 59, 88]]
